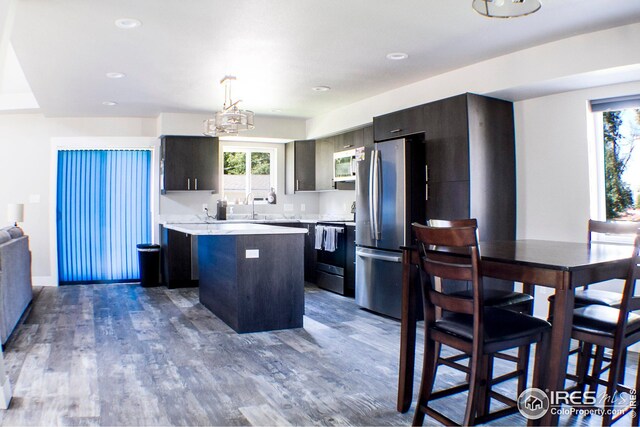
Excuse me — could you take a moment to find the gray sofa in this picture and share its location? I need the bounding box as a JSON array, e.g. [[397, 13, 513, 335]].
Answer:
[[0, 226, 33, 344]]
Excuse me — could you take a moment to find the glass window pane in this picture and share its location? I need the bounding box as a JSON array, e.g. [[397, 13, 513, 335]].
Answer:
[[224, 152, 246, 175], [251, 152, 270, 175], [603, 108, 640, 221]]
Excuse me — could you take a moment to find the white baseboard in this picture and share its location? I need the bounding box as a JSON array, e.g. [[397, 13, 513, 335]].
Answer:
[[32, 276, 57, 287]]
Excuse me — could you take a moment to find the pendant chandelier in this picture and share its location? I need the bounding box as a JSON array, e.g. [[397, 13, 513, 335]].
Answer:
[[203, 76, 255, 136], [472, 0, 541, 18]]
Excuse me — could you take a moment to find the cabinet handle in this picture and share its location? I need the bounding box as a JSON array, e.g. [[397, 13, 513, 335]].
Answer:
[[296, 180, 299, 191], [187, 178, 191, 190], [390, 129, 402, 134], [195, 178, 198, 190], [425, 183, 429, 201]]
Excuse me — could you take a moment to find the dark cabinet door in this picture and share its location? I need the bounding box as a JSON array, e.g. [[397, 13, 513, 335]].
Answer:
[[161, 135, 219, 193], [161, 227, 196, 288], [345, 225, 356, 295], [424, 95, 470, 183], [295, 140, 316, 191], [304, 223, 317, 283], [373, 105, 425, 141], [425, 181, 470, 221], [315, 139, 334, 191]]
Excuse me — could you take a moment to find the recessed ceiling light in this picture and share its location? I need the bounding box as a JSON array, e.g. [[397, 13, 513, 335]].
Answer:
[[102, 101, 118, 106], [312, 86, 331, 92], [115, 18, 142, 29], [106, 72, 126, 79], [386, 52, 409, 60]]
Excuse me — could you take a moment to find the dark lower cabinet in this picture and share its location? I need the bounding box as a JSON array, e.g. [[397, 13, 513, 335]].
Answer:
[[345, 225, 356, 294], [303, 223, 317, 283], [160, 226, 198, 288]]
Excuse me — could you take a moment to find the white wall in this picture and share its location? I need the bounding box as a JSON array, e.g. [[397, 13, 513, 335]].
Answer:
[[318, 191, 355, 218], [0, 114, 157, 284], [515, 81, 640, 317], [306, 22, 640, 138]]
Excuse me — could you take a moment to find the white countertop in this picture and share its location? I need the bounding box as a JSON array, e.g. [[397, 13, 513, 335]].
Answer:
[[164, 222, 308, 236]]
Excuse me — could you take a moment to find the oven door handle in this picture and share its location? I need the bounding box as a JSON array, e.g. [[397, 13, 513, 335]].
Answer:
[[356, 248, 401, 263]]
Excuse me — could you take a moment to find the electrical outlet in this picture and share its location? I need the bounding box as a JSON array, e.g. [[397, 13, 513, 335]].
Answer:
[[300, 204, 306, 212], [202, 203, 208, 212]]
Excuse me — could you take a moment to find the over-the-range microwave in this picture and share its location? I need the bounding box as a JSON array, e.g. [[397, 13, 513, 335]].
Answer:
[[333, 149, 357, 182]]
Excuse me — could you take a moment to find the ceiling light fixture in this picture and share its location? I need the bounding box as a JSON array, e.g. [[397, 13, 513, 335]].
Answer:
[[312, 86, 331, 92], [203, 76, 255, 137], [102, 101, 117, 106], [386, 52, 409, 60], [106, 72, 126, 79], [115, 18, 142, 29], [472, 0, 541, 18]]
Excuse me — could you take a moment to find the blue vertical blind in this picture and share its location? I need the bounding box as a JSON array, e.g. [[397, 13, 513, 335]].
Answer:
[[57, 150, 151, 283]]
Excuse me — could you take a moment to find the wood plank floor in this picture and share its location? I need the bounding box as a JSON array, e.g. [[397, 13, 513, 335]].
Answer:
[[0, 284, 635, 426]]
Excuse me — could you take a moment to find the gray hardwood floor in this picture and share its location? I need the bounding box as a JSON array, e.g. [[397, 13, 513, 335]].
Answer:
[[0, 284, 635, 426]]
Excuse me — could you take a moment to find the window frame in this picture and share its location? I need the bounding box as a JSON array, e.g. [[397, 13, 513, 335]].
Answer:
[[221, 145, 277, 204], [588, 96, 640, 244]]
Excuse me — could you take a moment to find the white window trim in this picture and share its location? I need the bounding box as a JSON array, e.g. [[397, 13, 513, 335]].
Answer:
[[588, 106, 638, 244], [221, 145, 277, 205]]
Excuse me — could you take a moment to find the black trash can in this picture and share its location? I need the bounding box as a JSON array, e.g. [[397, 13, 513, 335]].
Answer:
[[137, 243, 161, 287]]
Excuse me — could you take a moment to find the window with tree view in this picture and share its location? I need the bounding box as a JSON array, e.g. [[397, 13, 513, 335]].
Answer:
[[594, 97, 640, 222], [223, 148, 275, 203]]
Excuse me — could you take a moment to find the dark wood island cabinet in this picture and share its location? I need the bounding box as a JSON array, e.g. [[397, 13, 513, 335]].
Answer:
[[164, 223, 307, 334]]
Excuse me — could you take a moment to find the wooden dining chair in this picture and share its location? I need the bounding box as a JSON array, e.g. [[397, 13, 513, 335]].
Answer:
[[548, 220, 640, 383], [569, 228, 640, 426], [411, 222, 551, 426], [427, 218, 534, 394], [548, 220, 639, 313]]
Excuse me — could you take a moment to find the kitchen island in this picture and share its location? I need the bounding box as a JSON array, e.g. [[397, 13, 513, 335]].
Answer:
[[164, 223, 307, 333]]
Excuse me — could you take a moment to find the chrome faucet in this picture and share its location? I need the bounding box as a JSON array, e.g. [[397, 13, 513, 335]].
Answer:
[[245, 193, 258, 220]]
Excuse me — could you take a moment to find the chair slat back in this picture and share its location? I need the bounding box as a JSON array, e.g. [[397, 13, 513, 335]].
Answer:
[[413, 222, 482, 317], [588, 219, 640, 243], [617, 230, 640, 339]]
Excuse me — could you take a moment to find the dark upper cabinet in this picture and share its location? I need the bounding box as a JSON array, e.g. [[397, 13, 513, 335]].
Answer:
[[285, 140, 316, 194], [333, 128, 365, 152], [423, 93, 516, 243], [373, 105, 425, 141], [424, 96, 470, 183], [315, 139, 334, 191], [161, 135, 219, 193]]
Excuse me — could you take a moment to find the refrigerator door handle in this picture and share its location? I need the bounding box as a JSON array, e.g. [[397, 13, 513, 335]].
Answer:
[[368, 150, 377, 240], [370, 149, 382, 240], [356, 248, 402, 263]]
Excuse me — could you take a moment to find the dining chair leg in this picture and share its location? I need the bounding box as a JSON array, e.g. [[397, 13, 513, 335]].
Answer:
[[517, 345, 531, 395], [618, 348, 627, 385], [413, 334, 437, 426], [532, 332, 551, 390], [589, 346, 605, 396], [463, 348, 483, 426], [575, 342, 593, 395], [602, 348, 623, 426], [633, 353, 640, 427]]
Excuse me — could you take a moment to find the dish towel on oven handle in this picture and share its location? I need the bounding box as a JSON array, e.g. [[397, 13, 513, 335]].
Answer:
[[323, 226, 340, 252], [314, 225, 324, 250]]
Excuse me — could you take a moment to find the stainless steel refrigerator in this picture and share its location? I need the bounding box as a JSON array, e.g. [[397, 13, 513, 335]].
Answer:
[[355, 138, 425, 319]]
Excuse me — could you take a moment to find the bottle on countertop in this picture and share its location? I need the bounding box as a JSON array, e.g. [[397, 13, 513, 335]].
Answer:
[[216, 199, 227, 220], [267, 187, 277, 205]]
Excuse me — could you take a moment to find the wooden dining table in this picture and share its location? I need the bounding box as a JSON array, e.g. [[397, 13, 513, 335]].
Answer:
[[398, 239, 634, 426]]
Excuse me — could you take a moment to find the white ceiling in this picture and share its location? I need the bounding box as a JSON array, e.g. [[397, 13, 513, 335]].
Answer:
[[8, 0, 640, 119]]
